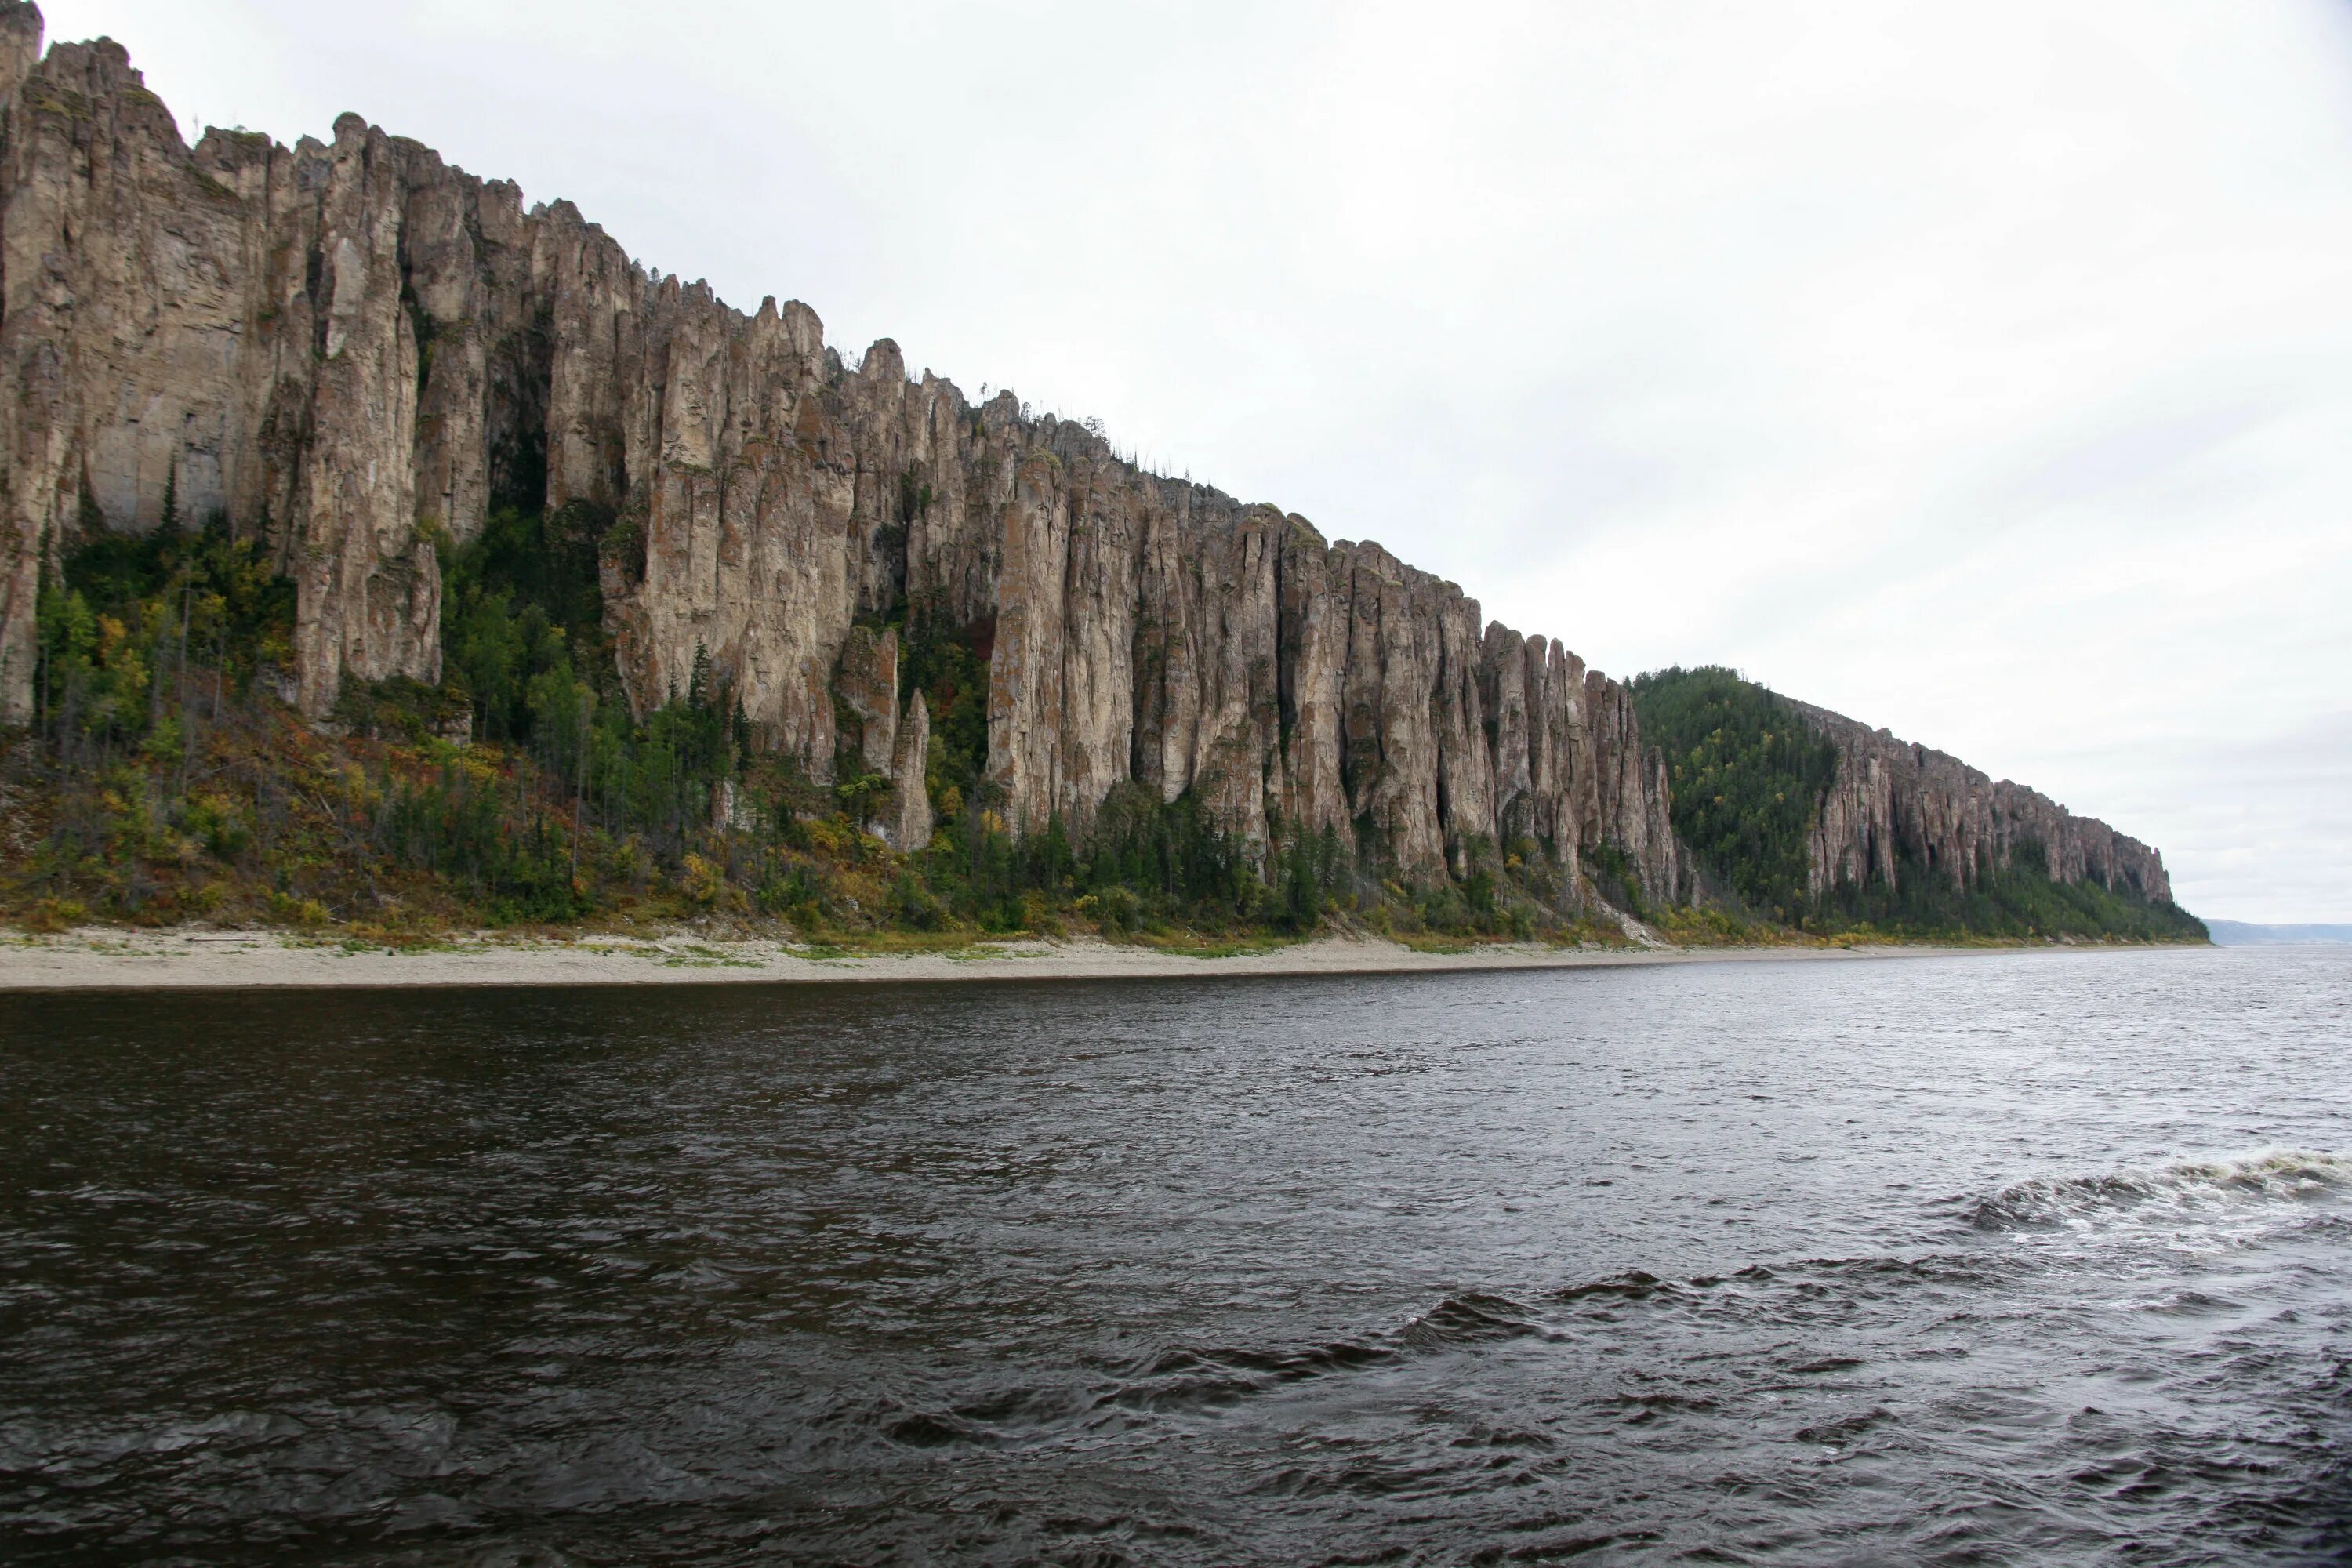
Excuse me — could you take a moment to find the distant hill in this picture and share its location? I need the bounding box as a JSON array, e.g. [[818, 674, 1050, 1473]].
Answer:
[[2205, 921, 2352, 946], [1627, 667, 2200, 942]]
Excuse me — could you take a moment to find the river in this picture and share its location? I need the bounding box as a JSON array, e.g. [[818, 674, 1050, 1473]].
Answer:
[[2, 946, 2347, 1563]]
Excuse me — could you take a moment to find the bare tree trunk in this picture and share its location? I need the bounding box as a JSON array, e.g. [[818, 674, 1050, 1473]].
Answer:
[[176, 582, 194, 799], [571, 688, 587, 887]]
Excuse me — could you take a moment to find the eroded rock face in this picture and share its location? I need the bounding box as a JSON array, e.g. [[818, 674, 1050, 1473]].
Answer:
[[1793, 701, 2172, 905], [887, 694, 933, 852], [294, 114, 440, 710], [0, 7, 1741, 912], [833, 624, 898, 779], [0, 16, 495, 717]]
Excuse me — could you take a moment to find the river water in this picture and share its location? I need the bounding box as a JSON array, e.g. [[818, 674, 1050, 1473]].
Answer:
[[2, 947, 2347, 1565]]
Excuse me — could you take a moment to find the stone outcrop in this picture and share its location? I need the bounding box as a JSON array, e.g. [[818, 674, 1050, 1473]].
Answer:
[[7, 8, 2190, 924], [0, 20, 481, 718], [833, 624, 898, 779], [887, 695, 933, 853], [0, 5, 1704, 912], [837, 620, 933, 849], [1791, 700, 2172, 905]]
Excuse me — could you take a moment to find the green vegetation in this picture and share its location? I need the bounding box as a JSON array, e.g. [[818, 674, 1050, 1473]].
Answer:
[[1631, 666, 2205, 942], [1825, 840, 2206, 943], [438, 501, 608, 746], [897, 604, 989, 819], [1628, 665, 1836, 921], [0, 510, 1617, 949], [0, 524, 2198, 949]]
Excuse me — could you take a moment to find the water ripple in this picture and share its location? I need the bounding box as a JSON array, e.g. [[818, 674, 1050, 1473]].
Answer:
[[2, 946, 2348, 1563]]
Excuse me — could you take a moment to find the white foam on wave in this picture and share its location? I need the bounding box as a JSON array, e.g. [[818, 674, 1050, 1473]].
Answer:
[[1971, 1149, 2351, 1232]]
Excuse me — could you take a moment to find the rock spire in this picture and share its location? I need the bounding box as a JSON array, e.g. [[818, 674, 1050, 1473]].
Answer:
[[0, 4, 1689, 904]]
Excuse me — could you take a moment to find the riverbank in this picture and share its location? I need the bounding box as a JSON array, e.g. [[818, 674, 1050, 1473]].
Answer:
[[0, 927, 2180, 992]]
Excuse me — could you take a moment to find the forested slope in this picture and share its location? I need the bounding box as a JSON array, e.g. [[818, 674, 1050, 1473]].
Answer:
[[1630, 667, 2203, 942]]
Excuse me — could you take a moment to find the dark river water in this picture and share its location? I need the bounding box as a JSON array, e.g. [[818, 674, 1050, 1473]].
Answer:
[[2, 947, 2348, 1565]]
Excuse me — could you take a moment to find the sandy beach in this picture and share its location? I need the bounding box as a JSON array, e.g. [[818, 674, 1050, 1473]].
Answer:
[[0, 927, 2124, 992]]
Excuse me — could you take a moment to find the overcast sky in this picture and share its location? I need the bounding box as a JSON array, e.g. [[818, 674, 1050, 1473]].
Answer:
[[41, 0, 2352, 921]]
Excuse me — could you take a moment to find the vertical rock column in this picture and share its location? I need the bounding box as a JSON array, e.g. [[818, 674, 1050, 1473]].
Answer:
[[833, 623, 898, 777], [1334, 542, 1445, 873], [889, 694, 933, 851], [0, 2, 62, 722], [985, 450, 1070, 829], [539, 200, 641, 515], [1048, 452, 1143, 827], [1181, 503, 1281, 848], [0, 20, 270, 719], [1432, 590, 1495, 870], [294, 114, 440, 716], [1276, 515, 1349, 840]]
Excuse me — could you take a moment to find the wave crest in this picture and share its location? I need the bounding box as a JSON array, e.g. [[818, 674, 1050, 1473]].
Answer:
[[1969, 1150, 2350, 1231]]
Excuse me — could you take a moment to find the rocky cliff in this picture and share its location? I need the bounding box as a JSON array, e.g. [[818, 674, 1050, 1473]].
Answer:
[[1791, 700, 2172, 906], [0, 6, 1684, 905]]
